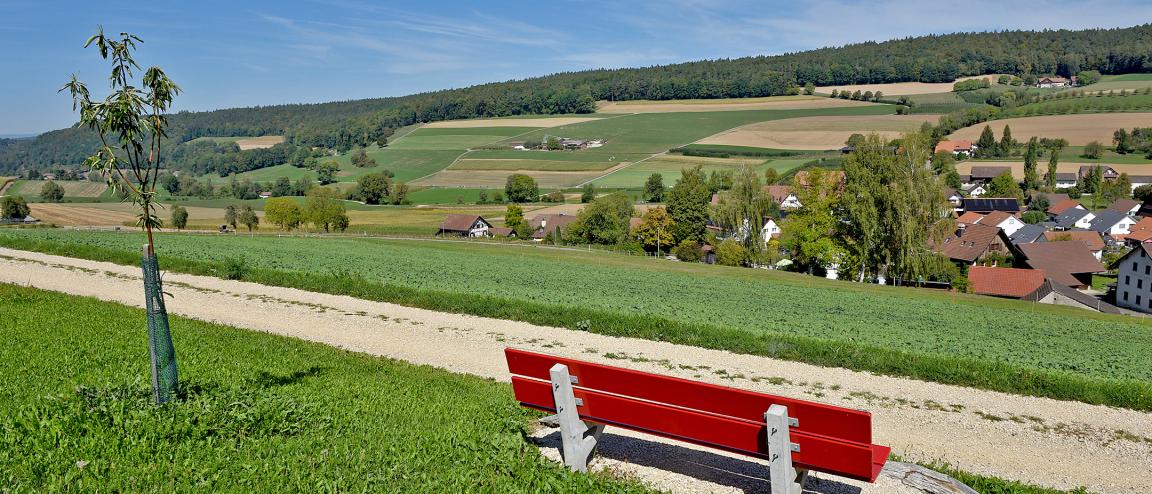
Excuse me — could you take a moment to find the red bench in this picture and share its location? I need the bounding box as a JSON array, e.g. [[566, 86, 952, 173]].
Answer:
[[506, 348, 889, 493]]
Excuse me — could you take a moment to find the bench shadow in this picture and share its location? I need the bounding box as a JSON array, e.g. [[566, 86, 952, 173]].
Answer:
[[533, 429, 862, 494], [252, 366, 325, 388]]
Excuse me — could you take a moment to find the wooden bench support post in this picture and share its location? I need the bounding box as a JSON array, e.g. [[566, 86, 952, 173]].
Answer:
[[767, 404, 805, 494], [550, 363, 605, 472]]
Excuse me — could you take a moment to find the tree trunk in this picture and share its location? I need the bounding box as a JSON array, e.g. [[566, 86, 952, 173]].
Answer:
[[142, 244, 179, 404]]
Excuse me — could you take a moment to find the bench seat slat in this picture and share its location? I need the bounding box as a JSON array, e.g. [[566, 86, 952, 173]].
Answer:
[[512, 376, 882, 482], [506, 348, 872, 443]]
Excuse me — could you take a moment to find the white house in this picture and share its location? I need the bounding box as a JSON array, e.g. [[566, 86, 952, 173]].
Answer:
[[764, 185, 802, 209], [436, 214, 492, 237], [1113, 244, 1152, 313], [761, 218, 781, 244], [1088, 211, 1138, 237], [1036, 76, 1076, 88], [978, 211, 1026, 237], [1054, 208, 1095, 230], [961, 183, 986, 198]]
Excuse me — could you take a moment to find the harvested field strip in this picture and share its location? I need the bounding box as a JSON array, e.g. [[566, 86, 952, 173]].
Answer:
[[695, 115, 940, 150], [0, 284, 645, 493], [235, 135, 284, 150], [422, 117, 602, 128], [451, 159, 620, 171], [407, 126, 542, 137], [948, 113, 1152, 146], [597, 96, 880, 113], [4, 230, 1148, 411], [27, 204, 137, 226]]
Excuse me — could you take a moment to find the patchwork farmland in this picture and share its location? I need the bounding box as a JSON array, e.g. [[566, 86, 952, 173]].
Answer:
[[948, 113, 1152, 145]]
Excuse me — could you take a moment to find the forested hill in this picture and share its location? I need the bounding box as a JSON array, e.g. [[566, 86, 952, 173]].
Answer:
[[4, 23, 1151, 173]]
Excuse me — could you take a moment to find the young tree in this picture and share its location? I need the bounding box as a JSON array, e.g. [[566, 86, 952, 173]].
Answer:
[[666, 165, 710, 243], [634, 207, 674, 255], [580, 182, 596, 203], [998, 125, 1015, 157], [975, 125, 996, 158], [1, 196, 30, 220], [644, 173, 665, 202], [504, 203, 530, 237], [304, 187, 348, 233], [1082, 141, 1105, 159], [170, 205, 188, 230], [712, 167, 776, 262], [390, 181, 409, 205], [477, 190, 489, 204], [263, 197, 303, 230], [224, 204, 239, 229], [40, 181, 65, 202], [350, 146, 377, 167], [61, 28, 182, 403], [238, 205, 259, 231], [764, 168, 779, 185], [1023, 137, 1040, 190], [803, 82, 815, 95], [1046, 149, 1060, 189], [271, 176, 292, 197], [1115, 128, 1134, 154], [780, 167, 844, 274], [505, 173, 539, 203]]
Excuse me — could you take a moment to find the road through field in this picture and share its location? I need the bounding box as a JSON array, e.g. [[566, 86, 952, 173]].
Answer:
[[2, 247, 1150, 494]]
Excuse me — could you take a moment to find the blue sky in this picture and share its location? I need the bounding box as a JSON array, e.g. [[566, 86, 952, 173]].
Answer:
[[3, 0, 1151, 135]]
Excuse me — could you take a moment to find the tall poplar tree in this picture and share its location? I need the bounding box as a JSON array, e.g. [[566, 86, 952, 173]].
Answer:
[[1023, 137, 1039, 191]]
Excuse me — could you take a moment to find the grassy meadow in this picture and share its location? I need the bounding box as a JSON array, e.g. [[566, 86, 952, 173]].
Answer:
[[0, 284, 646, 493], [2, 229, 1149, 411], [7, 180, 109, 202]]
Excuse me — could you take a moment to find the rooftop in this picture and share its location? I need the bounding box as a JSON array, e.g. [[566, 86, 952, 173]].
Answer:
[[968, 266, 1046, 299]]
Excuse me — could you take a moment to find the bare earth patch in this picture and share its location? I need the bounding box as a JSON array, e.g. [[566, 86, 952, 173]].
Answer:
[[1, 248, 1150, 494], [28, 204, 137, 226], [949, 113, 1152, 146], [235, 135, 285, 150], [597, 96, 879, 113], [422, 117, 601, 128], [696, 114, 939, 150]]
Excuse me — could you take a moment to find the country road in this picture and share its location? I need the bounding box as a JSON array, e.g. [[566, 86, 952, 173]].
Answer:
[[2, 246, 1150, 493]]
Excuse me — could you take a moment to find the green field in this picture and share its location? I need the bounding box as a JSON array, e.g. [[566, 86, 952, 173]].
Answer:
[[409, 127, 540, 137], [1000, 93, 1152, 118], [451, 159, 619, 171], [406, 187, 505, 204], [1059, 146, 1152, 164], [388, 127, 538, 151], [906, 92, 979, 114], [321, 148, 465, 183], [678, 144, 823, 156], [591, 157, 808, 188], [7, 180, 109, 201], [0, 284, 643, 492], [222, 164, 315, 183], [1078, 73, 1152, 93], [3, 229, 1149, 410], [464, 150, 651, 162]]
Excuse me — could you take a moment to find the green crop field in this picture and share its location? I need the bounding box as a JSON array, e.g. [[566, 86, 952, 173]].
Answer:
[[320, 148, 465, 182], [0, 284, 644, 492], [591, 157, 808, 188], [464, 150, 652, 162], [1078, 74, 1152, 93], [407, 187, 505, 204], [409, 127, 541, 137], [451, 159, 619, 171], [905, 92, 979, 114], [387, 127, 538, 151], [7, 180, 109, 201], [1059, 146, 1152, 164], [3, 229, 1149, 410], [1000, 93, 1152, 118], [223, 164, 316, 183]]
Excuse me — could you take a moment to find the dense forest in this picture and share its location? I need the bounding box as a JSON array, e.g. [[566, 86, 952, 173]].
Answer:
[[4, 24, 1151, 174]]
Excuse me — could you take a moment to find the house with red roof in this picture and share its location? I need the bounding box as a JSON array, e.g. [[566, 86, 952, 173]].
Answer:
[[968, 266, 1046, 299], [934, 140, 976, 156]]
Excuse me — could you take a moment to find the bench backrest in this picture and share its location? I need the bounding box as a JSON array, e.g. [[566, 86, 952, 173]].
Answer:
[[506, 348, 888, 482]]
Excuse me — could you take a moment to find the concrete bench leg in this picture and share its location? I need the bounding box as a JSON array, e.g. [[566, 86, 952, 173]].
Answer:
[[550, 363, 605, 472], [767, 404, 805, 494]]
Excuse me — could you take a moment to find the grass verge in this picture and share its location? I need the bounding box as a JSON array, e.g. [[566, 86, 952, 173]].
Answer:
[[0, 283, 646, 492], [0, 233, 1149, 411]]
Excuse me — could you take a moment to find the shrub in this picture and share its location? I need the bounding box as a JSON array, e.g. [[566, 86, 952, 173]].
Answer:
[[221, 257, 247, 280], [715, 239, 746, 266], [672, 240, 701, 262]]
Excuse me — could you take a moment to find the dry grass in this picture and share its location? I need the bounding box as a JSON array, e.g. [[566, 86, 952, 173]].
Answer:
[[235, 135, 285, 150], [421, 117, 601, 128], [11, 180, 107, 198], [957, 160, 1152, 179], [28, 204, 137, 226], [596, 95, 878, 113], [816, 75, 1010, 96], [695, 114, 939, 150], [948, 113, 1152, 146]]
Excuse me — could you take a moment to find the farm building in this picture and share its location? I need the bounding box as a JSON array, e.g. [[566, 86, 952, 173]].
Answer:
[[956, 211, 984, 224], [489, 227, 515, 237], [1043, 172, 1079, 189], [529, 213, 579, 241], [1079, 165, 1118, 181], [968, 266, 1046, 299], [1025, 279, 1121, 313], [437, 214, 492, 237], [1016, 242, 1105, 289], [967, 166, 1012, 184], [962, 198, 1020, 214], [934, 140, 975, 156], [1041, 230, 1105, 260], [1036, 76, 1077, 88], [763, 185, 802, 209], [934, 223, 1007, 264], [1113, 244, 1152, 313]]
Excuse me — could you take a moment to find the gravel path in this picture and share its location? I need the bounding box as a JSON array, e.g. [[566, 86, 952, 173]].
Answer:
[[3, 247, 1150, 493]]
